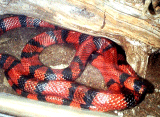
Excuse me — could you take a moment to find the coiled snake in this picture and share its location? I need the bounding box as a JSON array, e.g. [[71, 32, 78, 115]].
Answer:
[[0, 16, 146, 112]]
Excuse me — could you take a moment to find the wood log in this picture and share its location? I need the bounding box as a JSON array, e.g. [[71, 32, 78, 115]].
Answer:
[[0, 0, 160, 77], [1, 0, 159, 77]]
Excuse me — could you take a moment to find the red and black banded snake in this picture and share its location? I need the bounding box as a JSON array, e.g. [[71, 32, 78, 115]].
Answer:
[[0, 15, 147, 112]]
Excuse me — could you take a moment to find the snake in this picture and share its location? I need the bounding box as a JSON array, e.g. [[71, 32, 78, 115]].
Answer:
[[0, 15, 146, 112]]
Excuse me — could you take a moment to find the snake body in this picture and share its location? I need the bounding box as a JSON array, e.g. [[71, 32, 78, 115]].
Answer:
[[0, 16, 146, 112]]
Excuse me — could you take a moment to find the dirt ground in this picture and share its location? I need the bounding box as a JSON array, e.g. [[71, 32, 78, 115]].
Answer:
[[0, 15, 159, 117]]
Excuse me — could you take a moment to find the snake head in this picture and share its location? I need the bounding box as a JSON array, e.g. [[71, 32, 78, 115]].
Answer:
[[122, 76, 147, 95], [133, 79, 147, 94]]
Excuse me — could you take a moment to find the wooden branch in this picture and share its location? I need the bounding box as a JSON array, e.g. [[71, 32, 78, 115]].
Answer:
[[0, 93, 113, 117]]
